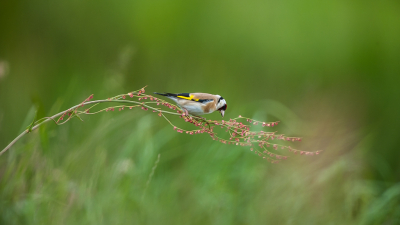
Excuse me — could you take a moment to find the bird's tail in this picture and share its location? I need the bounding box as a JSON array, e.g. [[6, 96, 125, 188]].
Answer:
[[154, 92, 177, 97]]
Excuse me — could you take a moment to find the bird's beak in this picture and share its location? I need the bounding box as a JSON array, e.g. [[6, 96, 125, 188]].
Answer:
[[220, 110, 225, 117]]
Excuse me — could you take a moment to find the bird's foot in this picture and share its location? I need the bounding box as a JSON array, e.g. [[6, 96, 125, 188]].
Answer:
[[183, 109, 189, 117], [193, 115, 206, 121]]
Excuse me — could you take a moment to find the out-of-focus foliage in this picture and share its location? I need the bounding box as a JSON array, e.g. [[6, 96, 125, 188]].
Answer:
[[1, 0, 400, 224]]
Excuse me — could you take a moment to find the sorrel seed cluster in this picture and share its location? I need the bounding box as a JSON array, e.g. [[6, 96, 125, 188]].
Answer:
[[56, 86, 321, 163]]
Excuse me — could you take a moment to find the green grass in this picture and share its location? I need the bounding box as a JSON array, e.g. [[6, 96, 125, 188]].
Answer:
[[1, 102, 399, 225], [1, 0, 400, 224]]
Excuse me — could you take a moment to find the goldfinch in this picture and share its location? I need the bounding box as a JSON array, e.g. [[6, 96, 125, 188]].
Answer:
[[154, 92, 228, 117]]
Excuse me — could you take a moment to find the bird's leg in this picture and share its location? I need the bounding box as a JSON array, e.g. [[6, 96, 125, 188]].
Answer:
[[183, 108, 189, 117], [178, 107, 188, 117], [194, 115, 206, 121]]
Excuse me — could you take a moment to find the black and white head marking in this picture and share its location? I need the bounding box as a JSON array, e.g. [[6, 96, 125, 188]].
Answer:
[[216, 95, 227, 111]]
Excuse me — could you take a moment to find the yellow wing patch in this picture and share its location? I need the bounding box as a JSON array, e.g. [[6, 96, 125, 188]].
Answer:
[[177, 95, 199, 101]]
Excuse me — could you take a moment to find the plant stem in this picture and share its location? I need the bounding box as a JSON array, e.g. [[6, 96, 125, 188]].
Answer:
[[0, 99, 180, 156]]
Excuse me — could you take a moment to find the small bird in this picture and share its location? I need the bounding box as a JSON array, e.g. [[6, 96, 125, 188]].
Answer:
[[154, 92, 227, 117]]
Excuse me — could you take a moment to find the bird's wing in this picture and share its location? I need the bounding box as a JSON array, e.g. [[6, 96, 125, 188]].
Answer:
[[158, 93, 215, 103]]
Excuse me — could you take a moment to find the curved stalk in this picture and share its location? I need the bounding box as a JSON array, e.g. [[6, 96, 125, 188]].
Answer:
[[0, 99, 179, 156]]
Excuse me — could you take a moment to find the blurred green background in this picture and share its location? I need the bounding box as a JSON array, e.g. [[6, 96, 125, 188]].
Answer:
[[1, 0, 400, 224]]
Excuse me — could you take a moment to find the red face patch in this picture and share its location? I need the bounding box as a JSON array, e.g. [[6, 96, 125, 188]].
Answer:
[[218, 104, 227, 111]]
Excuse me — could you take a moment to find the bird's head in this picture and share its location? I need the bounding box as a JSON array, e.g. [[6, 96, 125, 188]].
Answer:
[[216, 96, 227, 117]]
